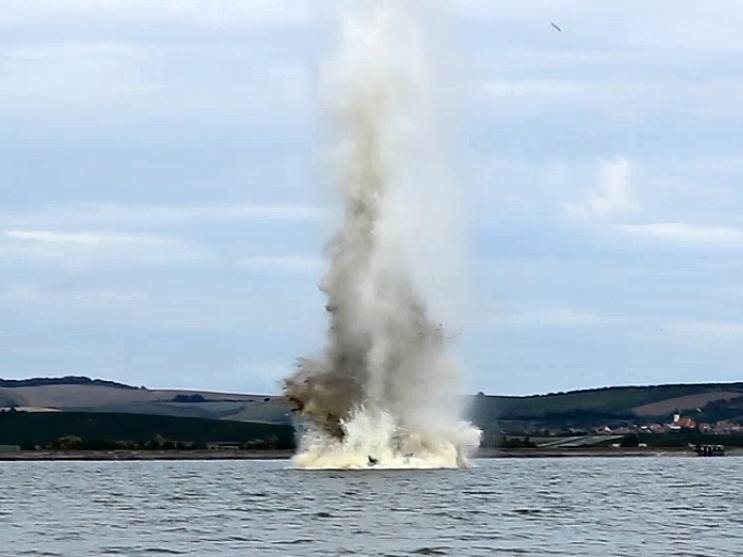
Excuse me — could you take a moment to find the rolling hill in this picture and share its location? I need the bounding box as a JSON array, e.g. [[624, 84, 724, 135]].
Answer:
[[469, 382, 743, 431], [0, 377, 290, 424], [0, 411, 294, 448], [2, 377, 743, 440]]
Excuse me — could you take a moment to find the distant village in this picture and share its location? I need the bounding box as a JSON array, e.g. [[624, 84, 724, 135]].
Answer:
[[592, 412, 743, 436], [494, 411, 743, 442]]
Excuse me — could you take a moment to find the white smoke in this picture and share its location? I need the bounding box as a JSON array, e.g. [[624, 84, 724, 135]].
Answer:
[[283, 0, 480, 469]]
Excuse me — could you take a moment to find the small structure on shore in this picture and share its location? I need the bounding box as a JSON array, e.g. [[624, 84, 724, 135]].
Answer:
[[670, 412, 697, 430], [695, 444, 725, 457]]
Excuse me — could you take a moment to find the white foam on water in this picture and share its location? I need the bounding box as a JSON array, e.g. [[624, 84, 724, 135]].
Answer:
[[294, 407, 481, 470]]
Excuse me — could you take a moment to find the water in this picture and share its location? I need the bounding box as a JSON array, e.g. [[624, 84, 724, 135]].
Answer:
[[2, 457, 741, 556]]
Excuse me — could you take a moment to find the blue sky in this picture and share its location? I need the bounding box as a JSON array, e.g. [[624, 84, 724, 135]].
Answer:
[[2, 1, 742, 395]]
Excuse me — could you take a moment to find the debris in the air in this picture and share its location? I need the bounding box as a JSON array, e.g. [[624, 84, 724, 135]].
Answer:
[[551, 22, 562, 32]]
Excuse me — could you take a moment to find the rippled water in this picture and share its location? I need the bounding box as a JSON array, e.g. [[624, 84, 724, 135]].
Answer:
[[2, 457, 741, 556]]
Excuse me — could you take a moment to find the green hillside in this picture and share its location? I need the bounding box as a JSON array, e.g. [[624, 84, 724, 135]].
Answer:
[[0, 411, 295, 448], [468, 382, 743, 430], [0, 377, 289, 425], [0, 376, 137, 389], [3, 377, 743, 441]]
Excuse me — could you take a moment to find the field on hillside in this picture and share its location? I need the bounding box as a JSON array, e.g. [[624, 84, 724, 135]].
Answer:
[[0, 382, 290, 424], [468, 384, 743, 438], [3, 377, 743, 438], [469, 382, 743, 427], [0, 411, 295, 448]]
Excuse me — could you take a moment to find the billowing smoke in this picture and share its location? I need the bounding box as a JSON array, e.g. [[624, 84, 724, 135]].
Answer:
[[283, 0, 480, 469]]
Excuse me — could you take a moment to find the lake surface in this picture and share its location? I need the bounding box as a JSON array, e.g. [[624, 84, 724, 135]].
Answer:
[[2, 457, 741, 556]]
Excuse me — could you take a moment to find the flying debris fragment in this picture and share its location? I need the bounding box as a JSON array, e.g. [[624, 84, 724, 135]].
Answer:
[[551, 22, 562, 32]]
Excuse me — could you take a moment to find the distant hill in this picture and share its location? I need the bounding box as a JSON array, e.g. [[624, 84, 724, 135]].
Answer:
[[469, 382, 743, 432], [0, 376, 289, 425], [0, 411, 294, 448], [3, 377, 742, 435], [0, 376, 137, 389]]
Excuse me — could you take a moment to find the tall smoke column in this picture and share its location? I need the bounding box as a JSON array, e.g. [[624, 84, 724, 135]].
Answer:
[[283, 0, 481, 469]]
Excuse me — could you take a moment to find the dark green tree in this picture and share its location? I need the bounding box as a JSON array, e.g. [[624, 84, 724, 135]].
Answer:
[[620, 434, 639, 447], [20, 439, 35, 451]]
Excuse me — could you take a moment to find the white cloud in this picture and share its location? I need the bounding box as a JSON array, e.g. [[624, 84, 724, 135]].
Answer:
[[238, 256, 323, 273], [454, 0, 743, 47], [565, 157, 635, 218], [666, 320, 743, 339], [5, 230, 174, 246], [475, 74, 743, 127], [630, 18, 743, 51], [0, 203, 326, 228], [503, 309, 614, 327], [0, 43, 144, 112], [4, 286, 144, 306], [93, 203, 326, 223], [1, 229, 203, 264], [616, 223, 743, 245], [0, 42, 309, 120], [482, 79, 587, 98], [2, 1, 311, 28], [232, 360, 294, 394]]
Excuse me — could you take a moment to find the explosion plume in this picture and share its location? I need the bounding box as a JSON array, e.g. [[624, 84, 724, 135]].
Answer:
[[283, 1, 480, 469]]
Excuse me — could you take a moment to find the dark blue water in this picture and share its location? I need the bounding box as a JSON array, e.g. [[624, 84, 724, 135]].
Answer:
[[2, 457, 741, 556]]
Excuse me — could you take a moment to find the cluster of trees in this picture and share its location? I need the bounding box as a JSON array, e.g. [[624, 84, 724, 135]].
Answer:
[[620, 434, 639, 447], [1, 410, 295, 449], [696, 395, 743, 423], [0, 376, 138, 389], [479, 432, 537, 449], [637, 430, 743, 447], [19, 434, 206, 451], [19, 433, 290, 451], [171, 394, 207, 403]]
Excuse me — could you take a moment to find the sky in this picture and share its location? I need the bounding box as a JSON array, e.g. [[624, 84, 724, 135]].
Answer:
[[1, 1, 743, 395]]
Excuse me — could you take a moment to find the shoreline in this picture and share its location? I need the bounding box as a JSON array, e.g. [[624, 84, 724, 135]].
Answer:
[[1, 447, 740, 461], [0, 449, 294, 461], [476, 447, 742, 458]]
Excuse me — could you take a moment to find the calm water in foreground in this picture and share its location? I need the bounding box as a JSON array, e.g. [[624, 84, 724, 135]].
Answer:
[[2, 457, 742, 556]]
